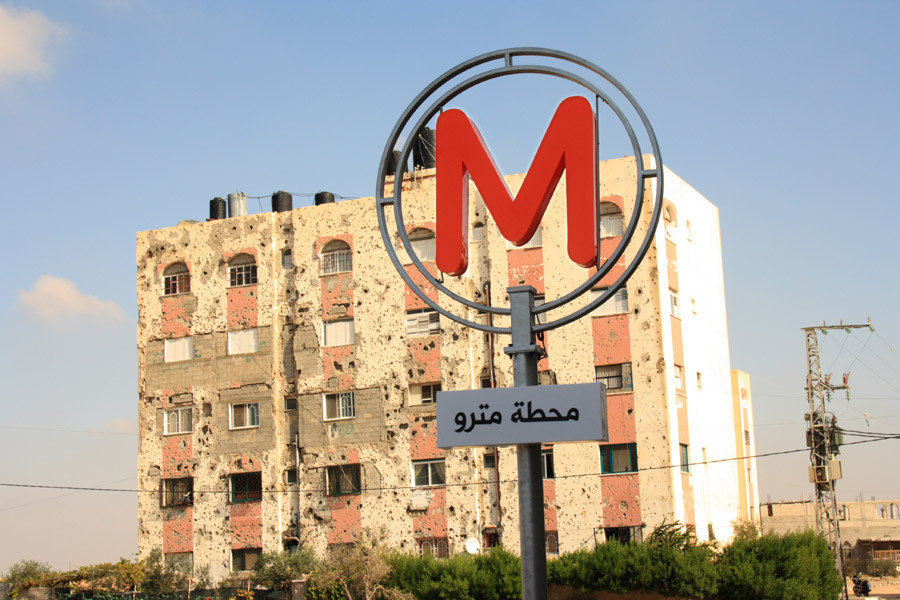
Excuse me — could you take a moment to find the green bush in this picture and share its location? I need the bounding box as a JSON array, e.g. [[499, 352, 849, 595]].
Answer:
[[870, 558, 897, 577], [386, 548, 520, 600], [251, 550, 317, 590], [717, 530, 843, 600]]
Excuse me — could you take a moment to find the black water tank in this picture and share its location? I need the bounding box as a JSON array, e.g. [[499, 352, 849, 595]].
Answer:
[[414, 127, 436, 169], [272, 191, 293, 213], [315, 191, 335, 205], [388, 150, 407, 176], [209, 197, 226, 220]]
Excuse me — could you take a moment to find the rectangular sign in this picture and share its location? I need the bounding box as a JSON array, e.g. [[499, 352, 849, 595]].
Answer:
[[436, 382, 608, 448]]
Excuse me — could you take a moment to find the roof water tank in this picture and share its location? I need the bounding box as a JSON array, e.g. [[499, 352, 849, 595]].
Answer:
[[209, 197, 226, 220], [272, 191, 293, 213], [414, 127, 436, 169], [228, 193, 247, 217], [388, 150, 407, 176], [315, 191, 335, 205]]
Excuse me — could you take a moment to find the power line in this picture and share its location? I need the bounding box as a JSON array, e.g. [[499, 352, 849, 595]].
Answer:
[[1, 434, 896, 497]]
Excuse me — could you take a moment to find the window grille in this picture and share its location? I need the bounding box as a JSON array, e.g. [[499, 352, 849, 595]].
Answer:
[[230, 472, 262, 503], [321, 241, 352, 274], [416, 537, 449, 558], [595, 364, 624, 391], [324, 392, 355, 420]]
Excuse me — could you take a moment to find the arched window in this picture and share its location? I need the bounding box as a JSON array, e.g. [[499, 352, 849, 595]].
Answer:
[[840, 505, 849, 520], [599, 202, 624, 238], [408, 228, 436, 262], [878, 504, 887, 518], [891, 504, 900, 519], [163, 263, 190, 295], [229, 253, 257, 287], [320, 240, 352, 274], [472, 222, 486, 242], [664, 203, 677, 232]]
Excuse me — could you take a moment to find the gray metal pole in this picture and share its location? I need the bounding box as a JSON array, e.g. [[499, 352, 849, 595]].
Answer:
[[504, 286, 548, 600]]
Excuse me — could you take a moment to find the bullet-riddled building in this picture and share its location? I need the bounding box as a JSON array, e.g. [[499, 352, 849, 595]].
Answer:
[[136, 156, 757, 581]]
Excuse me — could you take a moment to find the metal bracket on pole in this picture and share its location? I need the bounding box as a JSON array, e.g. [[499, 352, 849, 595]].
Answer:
[[505, 286, 548, 600]]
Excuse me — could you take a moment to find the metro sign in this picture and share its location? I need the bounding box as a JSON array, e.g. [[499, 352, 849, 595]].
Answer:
[[435, 96, 598, 276]]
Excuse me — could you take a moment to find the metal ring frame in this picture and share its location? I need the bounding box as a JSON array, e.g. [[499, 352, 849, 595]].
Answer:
[[375, 48, 663, 335]]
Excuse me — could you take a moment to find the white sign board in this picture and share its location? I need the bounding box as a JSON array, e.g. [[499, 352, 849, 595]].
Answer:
[[436, 382, 608, 448]]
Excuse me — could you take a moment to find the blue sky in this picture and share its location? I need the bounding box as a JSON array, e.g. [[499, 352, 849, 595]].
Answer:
[[1, 0, 899, 571]]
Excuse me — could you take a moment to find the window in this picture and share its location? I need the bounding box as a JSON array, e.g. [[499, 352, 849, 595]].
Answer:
[[892, 504, 900, 519], [230, 403, 260, 429], [480, 377, 493, 389], [669, 290, 680, 318], [284, 469, 298, 484], [483, 529, 499, 549], [282, 249, 293, 269], [163, 263, 190, 295], [413, 459, 446, 487], [600, 443, 638, 474], [228, 254, 257, 287], [664, 204, 677, 231], [472, 222, 486, 242], [326, 464, 361, 496], [534, 296, 547, 325], [231, 472, 262, 503], [324, 319, 355, 346], [232, 548, 261, 571], [321, 240, 352, 274], [409, 228, 436, 261], [162, 477, 193, 507], [589, 288, 629, 316], [416, 537, 449, 558], [406, 309, 440, 336], [164, 406, 192, 435], [696, 372, 702, 390], [599, 202, 624, 238], [674, 365, 685, 393], [228, 328, 258, 355], [542, 448, 555, 479], [840, 505, 849, 520], [324, 392, 355, 420], [164, 337, 193, 363], [595, 363, 633, 392], [679, 444, 690, 474], [410, 383, 441, 406], [164, 552, 192, 571], [483, 451, 496, 470], [545, 531, 559, 554], [284, 397, 297, 411], [744, 430, 751, 445]]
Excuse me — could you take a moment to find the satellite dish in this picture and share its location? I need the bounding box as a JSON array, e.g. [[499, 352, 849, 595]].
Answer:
[[465, 537, 481, 555]]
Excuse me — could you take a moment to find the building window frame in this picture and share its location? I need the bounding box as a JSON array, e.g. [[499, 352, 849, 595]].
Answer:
[[227, 328, 259, 355], [164, 336, 194, 363], [231, 548, 262, 571], [323, 391, 356, 421], [410, 383, 441, 406], [545, 531, 560, 554], [163, 406, 192, 435], [228, 254, 258, 287], [162, 263, 191, 296], [412, 458, 446, 488], [323, 319, 355, 347], [595, 363, 633, 393], [320, 240, 352, 275], [161, 477, 194, 507], [600, 443, 638, 474], [230, 472, 262, 503], [408, 228, 436, 262], [326, 464, 362, 496], [229, 403, 260, 429], [416, 537, 449, 558], [542, 448, 555, 479], [599, 202, 624, 238], [406, 309, 440, 337], [589, 288, 629, 316], [679, 444, 690, 474]]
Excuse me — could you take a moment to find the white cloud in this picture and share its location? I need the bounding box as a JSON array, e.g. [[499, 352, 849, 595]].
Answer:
[[0, 4, 66, 84], [17, 275, 126, 323], [103, 417, 137, 434]]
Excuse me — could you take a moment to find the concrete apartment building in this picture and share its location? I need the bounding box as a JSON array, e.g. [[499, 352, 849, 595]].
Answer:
[[762, 499, 900, 570], [136, 156, 758, 580]]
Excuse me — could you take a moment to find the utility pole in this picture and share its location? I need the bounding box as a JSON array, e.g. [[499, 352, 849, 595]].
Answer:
[[802, 319, 872, 587]]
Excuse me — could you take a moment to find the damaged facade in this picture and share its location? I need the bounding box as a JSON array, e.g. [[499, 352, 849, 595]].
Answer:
[[136, 157, 758, 581]]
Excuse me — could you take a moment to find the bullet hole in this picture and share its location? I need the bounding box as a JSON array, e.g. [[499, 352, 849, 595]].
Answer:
[[633, 307, 640, 316], [636, 287, 643, 295], [627, 408, 633, 416]]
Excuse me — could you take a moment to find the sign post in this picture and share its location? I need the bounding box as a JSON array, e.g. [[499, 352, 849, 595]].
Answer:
[[507, 286, 549, 600], [375, 48, 663, 600]]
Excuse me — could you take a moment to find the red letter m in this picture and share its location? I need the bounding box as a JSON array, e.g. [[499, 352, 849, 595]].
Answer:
[[435, 96, 597, 276]]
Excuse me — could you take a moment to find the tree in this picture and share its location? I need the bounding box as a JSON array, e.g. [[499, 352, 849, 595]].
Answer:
[[251, 550, 317, 590], [310, 535, 412, 600]]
